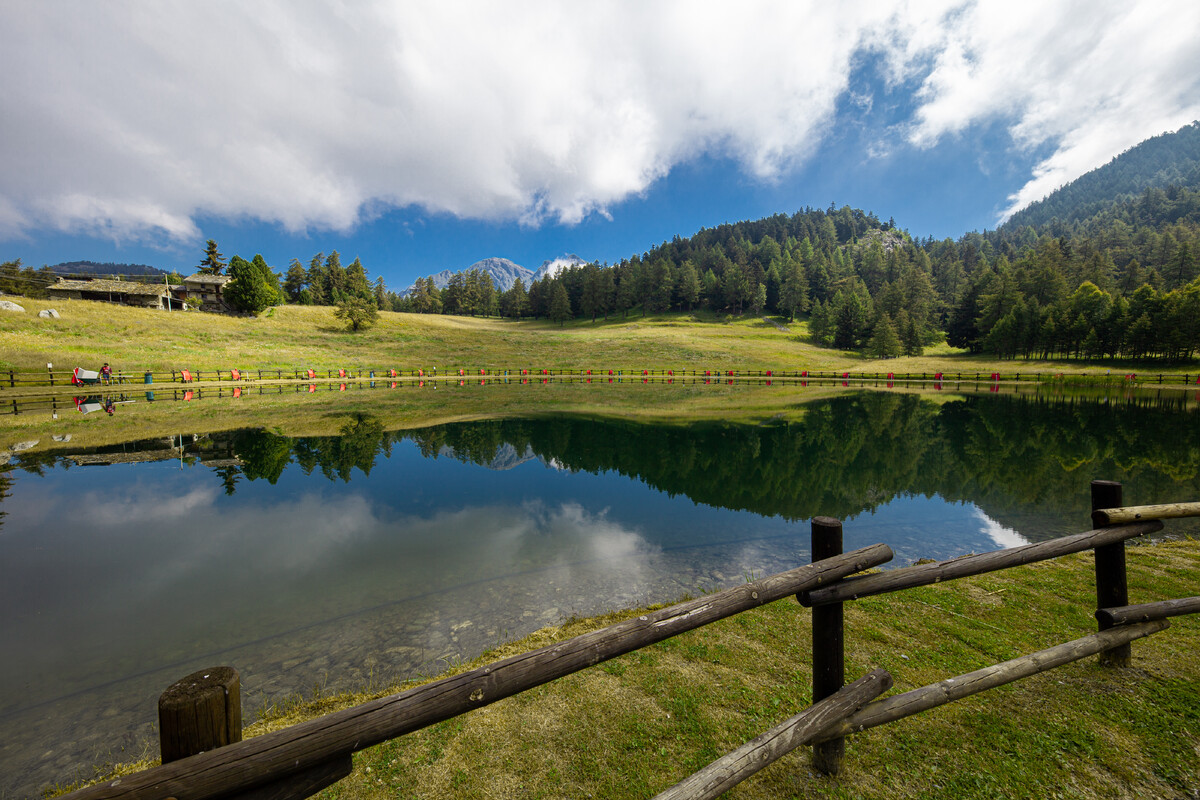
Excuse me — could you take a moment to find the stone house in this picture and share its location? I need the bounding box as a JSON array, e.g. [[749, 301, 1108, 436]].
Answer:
[[48, 278, 188, 310], [183, 273, 234, 312]]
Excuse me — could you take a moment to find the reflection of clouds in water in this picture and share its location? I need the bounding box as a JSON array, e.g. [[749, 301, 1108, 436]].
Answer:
[[531, 501, 656, 563], [139, 491, 385, 594], [73, 487, 661, 602], [90, 484, 219, 525], [973, 507, 1030, 549]]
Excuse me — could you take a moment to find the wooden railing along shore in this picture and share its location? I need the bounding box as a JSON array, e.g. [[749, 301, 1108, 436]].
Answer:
[[5, 365, 1200, 390], [53, 481, 1199, 800], [7, 370, 1200, 417]]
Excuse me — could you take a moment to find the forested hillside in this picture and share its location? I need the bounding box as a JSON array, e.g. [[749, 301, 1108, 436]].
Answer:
[[424, 122, 1199, 362], [1001, 122, 1200, 231]]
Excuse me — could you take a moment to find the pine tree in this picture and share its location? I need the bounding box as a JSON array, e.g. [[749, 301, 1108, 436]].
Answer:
[[867, 313, 902, 359], [198, 239, 226, 275], [283, 259, 307, 303], [548, 281, 572, 326], [306, 253, 327, 305]]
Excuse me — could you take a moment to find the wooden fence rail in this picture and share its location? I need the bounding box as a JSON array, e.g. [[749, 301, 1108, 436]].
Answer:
[[1097, 596, 1200, 626], [652, 669, 894, 800], [6, 367, 1200, 390], [1092, 501, 1200, 526], [799, 521, 1162, 607], [813, 620, 1169, 742]]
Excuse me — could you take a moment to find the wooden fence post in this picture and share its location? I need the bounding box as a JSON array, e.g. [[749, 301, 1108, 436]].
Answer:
[[1091, 480, 1130, 667], [159, 666, 242, 764], [811, 516, 845, 774]]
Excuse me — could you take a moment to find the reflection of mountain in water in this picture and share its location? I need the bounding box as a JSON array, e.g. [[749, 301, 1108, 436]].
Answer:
[[438, 442, 541, 471], [8, 393, 1200, 540]]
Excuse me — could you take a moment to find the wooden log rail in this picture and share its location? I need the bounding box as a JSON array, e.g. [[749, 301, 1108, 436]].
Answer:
[[813, 620, 1169, 743], [651, 669, 893, 800], [7, 367, 1200, 390], [799, 521, 1163, 607], [59, 544, 893, 800], [1097, 596, 1200, 626], [1091, 501, 1200, 526]]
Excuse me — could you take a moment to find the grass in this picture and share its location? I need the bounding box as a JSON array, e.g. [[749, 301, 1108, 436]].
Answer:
[[2, 298, 1197, 381], [54, 539, 1200, 800]]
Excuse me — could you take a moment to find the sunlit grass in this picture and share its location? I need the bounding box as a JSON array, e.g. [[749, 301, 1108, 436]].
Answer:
[[2, 299, 1196, 380]]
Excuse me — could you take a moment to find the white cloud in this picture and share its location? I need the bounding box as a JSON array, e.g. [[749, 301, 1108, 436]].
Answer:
[[0, 1, 1196, 241], [904, 1, 1200, 222]]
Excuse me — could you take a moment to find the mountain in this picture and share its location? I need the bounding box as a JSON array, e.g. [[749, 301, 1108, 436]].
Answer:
[[404, 255, 590, 295], [405, 257, 532, 295], [470, 257, 534, 291], [50, 260, 165, 277], [1001, 121, 1200, 232], [531, 254, 587, 282]]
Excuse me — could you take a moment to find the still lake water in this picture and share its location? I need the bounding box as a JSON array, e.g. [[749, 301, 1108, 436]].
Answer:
[[2, 389, 1199, 795]]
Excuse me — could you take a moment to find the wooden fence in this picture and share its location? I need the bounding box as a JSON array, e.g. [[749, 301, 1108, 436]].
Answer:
[[7, 375, 1200, 417], [50, 484, 1200, 800], [5, 366, 1200, 390]]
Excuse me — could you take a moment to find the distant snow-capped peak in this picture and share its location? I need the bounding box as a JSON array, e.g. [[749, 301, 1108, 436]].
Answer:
[[532, 254, 587, 282]]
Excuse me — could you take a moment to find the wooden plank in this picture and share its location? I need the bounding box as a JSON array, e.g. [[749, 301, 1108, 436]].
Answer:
[[813, 620, 1169, 741], [800, 522, 1162, 607], [1091, 501, 1200, 526], [61, 543, 893, 800], [651, 669, 892, 800], [1096, 596, 1200, 627]]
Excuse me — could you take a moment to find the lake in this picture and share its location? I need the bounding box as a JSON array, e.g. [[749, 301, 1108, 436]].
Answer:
[[2, 387, 1198, 796]]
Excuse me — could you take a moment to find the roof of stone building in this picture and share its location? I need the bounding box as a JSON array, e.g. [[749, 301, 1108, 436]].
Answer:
[[183, 273, 233, 285], [50, 279, 172, 295]]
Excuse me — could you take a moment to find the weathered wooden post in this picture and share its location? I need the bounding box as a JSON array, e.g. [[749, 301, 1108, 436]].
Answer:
[[159, 666, 242, 763], [1091, 480, 1130, 666], [810, 516, 845, 774]]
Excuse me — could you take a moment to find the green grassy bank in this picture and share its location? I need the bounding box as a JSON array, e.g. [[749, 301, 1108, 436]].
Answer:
[[59, 539, 1200, 800], [3, 298, 1197, 381]]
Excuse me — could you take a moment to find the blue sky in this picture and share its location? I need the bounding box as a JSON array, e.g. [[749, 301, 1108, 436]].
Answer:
[[3, 2, 1199, 291]]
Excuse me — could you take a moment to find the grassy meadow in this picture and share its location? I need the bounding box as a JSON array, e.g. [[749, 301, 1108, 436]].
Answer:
[[3, 297, 1197, 382]]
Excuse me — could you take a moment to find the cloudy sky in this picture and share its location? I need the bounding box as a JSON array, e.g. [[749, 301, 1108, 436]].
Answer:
[[3, 1, 1199, 288]]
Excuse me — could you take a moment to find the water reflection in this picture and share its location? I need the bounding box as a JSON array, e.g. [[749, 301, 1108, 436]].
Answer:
[[2, 391, 1200, 795]]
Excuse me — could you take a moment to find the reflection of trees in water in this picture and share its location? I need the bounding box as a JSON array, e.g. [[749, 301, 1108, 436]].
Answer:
[[6, 395, 1199, 524], [396, 393, 1200, 523], [291, 414, 389, 483], [0, 470, 11, 529]]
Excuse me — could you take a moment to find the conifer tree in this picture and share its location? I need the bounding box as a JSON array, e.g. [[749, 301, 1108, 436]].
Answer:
[[867, 313, 902, 359], [198, 239, 226, 275]]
